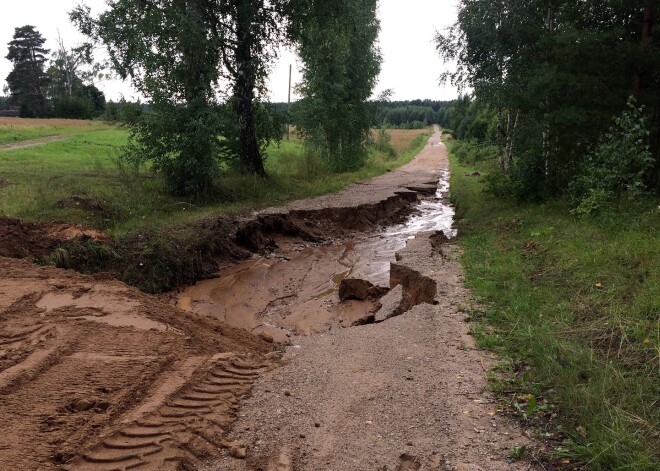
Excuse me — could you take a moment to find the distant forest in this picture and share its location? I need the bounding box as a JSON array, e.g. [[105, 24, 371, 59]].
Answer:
[[272, 99, 453, 129]]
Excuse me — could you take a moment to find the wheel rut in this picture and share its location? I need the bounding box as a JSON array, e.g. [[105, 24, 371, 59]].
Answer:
[[66, 355, 276, 471]]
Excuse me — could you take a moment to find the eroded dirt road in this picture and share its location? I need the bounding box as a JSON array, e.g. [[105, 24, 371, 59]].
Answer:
[[0, 126, 533, 470], [191, 127, 533, 470]]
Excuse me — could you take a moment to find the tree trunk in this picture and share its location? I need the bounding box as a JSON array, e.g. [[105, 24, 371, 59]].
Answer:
[[504, 110, 519, 174], [546, 0, 554, 32], [634, 4, 654, 93], [30, 48, 46, 117], [497, 110, 505, 172], [542, 125, 550, 178], [234, 2, 266, 177]]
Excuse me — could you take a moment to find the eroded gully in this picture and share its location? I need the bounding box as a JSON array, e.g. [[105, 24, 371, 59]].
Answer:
[[176, 146, 455, 343]]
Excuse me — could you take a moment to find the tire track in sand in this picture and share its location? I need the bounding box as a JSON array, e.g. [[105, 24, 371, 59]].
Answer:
[[67, 354, 275, 470]]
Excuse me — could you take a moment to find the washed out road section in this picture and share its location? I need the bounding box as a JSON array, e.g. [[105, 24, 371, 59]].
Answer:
[[178, 126, 455, 342], [203, 128, 535, 470]]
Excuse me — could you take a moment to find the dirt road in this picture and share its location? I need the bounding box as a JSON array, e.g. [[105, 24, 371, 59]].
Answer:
[[0, 135, 68, 151], [0, 126, 533, 470], [197, 127, 533, 470]]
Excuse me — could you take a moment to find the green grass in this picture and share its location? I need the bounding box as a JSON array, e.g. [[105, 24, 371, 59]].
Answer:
[[0, 126, 430, 234], [449, 145, 659, 469]]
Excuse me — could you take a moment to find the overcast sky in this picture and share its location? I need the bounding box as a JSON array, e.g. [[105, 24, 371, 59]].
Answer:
[[0, 0, 459, 102]]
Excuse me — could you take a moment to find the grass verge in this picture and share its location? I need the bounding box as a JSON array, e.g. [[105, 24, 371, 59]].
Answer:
[[449, 145, 659, 469]]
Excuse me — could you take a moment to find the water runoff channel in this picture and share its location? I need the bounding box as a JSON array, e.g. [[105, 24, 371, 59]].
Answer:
[[177, 169, 456, 343]]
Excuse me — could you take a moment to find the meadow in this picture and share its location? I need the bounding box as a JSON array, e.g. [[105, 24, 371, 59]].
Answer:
[[0, 119, 429, 234]]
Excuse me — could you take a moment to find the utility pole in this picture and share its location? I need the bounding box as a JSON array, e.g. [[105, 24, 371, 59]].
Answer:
[[287, 63, 292, 141]]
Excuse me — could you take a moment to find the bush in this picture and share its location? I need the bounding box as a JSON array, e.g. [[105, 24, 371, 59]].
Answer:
[[570, 97, 654, 215], [374, 126, 397, 158], [451, 140, 498, 166]]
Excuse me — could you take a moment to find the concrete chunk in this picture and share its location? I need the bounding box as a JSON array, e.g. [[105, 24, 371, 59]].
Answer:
[[374, 284, 404, 322]]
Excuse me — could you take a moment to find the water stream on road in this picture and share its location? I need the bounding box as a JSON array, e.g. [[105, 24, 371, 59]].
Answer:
[[177, 168, 455, 342]]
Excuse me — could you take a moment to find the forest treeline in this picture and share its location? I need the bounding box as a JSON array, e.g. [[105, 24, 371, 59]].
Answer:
[[437, 0, 659, 212], [271, 99, 452, 130], [374, 100, 451, 129]]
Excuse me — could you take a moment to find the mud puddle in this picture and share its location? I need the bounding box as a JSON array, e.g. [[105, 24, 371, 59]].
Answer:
[[177, 169, 455, 341]]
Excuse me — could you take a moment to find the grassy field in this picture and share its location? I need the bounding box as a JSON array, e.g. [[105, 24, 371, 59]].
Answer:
[[448, 141, 659, 469], [0, 119, 430, 234]]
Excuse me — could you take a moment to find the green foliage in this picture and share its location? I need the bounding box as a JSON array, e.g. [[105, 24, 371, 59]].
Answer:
[[437, 1, 660, 198], [373, 126, 397, 158], [123, 104, 224, 196], [450, 140, 498, 166], [375, 99, 453, 128], [5, 25, 50, 117], [449, 150, 660, 470], [71, 0, 291, 195], [45, 36, 106, 118], [292, 0, 381, 172], [570, 97, 654, 215], [50, 95, 98, 120], [73, 0, 226, 195]]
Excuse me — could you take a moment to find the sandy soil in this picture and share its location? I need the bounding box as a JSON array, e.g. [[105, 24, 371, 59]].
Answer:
[[0, 257, 274, 470]]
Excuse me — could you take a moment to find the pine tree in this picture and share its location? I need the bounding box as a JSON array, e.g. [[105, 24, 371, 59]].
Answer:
[[5, 26, 50, 117]]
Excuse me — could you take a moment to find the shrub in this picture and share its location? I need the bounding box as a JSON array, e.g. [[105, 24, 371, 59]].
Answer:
[[374, 126, 397, 158], [570, 96, 654, 215]]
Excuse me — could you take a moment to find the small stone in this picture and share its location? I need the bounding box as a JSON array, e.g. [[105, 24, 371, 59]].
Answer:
[[314, 422, 320, 428], [230, 445, 247, 459], [284, 390, 291, 396]]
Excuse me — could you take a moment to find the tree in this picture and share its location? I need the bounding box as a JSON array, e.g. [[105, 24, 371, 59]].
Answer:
[[437, 0, 660, 197], [46, 34, 106, 119], [71, 0, 289, 195], [5, 25, 50, 117], [291, 0, 381, 171]]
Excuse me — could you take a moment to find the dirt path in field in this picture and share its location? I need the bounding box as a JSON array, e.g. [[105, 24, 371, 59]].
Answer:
[[0, 126, 535, 470], [0, 135, 68, 151]]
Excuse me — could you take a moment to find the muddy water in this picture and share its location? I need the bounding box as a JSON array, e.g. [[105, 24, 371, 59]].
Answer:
[[177, 169, 455, 342]]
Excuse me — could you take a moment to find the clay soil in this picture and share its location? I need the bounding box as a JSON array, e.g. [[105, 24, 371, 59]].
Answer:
[[0, 126, 536, 470]]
